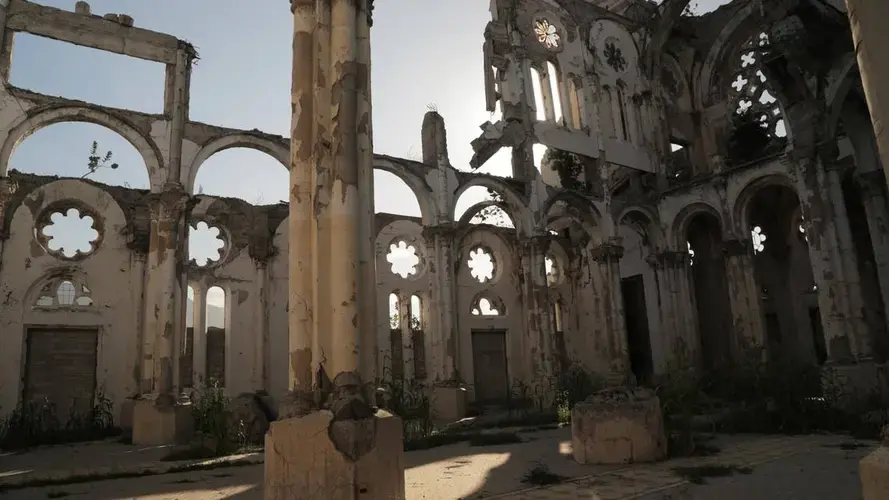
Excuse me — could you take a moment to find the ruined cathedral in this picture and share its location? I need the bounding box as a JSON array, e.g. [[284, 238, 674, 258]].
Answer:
[[0, 0, 885, 435]]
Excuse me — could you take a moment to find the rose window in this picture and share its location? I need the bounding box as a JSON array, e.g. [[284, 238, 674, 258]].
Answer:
[[534, 19, 560, 50]]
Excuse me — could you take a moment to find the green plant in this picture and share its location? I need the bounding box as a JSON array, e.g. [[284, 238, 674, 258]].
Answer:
[[190, 381, 234, 451], [543, 148, 585, 191], [82, 141, 119, 179], [0, 391, 119, 450], [521, 462, 566, 486]]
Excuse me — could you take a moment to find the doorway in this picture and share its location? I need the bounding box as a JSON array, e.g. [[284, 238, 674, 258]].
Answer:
[[621, 275, 654, 384], [471, 330, 509, 404], [23, 328, 99, 416]]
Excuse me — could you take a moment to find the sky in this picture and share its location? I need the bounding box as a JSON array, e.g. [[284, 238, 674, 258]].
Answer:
[[9, 0, 733, 308]]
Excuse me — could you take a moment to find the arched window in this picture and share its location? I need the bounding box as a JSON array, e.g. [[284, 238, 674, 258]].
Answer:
[[410, 294, 426, 379], [34, 274, 93, 308]]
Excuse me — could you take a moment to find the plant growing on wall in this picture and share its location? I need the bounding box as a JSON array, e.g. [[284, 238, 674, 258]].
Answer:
[[82, 141, 118, 179], [472, 188, 510, 227], [543, 148, 585, 191]]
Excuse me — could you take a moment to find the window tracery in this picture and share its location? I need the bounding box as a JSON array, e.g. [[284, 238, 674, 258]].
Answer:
[[34, 274, 93, 308], [729, 33, 787, 139], [534, 19, 560, 50]]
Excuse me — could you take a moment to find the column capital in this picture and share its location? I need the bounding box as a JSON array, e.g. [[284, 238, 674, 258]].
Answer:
[[147, 188, 192, 222], [589, 241, 624, 263], [722, 238, 750, 257], [421, 223, 458, 241], [646, 250, 689, 268]]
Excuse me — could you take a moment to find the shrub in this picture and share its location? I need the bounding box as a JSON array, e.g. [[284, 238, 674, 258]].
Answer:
[[0, 392, 119, 450]]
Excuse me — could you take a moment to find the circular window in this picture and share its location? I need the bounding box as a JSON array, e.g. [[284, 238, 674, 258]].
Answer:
[[386, 239, 422, 279], [35, 205, 102, 260], [189, 221, 228, 267], [467, 247, 495, 283], [534, 18, 561, 50]]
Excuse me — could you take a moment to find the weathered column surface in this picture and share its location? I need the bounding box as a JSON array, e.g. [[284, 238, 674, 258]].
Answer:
[[845, 0, 889, 177], [266, 1, 405, 499], [132, 188, 193, 446], [520, 236, 556, 403], [856, 172, 889, 360], [647, 250, 698, 367], [722, 239, 766, 356], [587, 240, 629, 382]]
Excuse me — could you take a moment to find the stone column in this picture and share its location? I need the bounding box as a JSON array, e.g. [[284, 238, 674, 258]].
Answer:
[[844, 0, 889, 175], [647, 250, 698, 366], [266, 2, 404, 498], [0, 176, 16, 277], [587, 239, 629, 381], [856, 171, 889, 358], [722, 239, 766, 356], [519, 236, 556, 404], [192, 283, 208, 388], [797, 156, 870, 362], [132, 188, 193, 446]]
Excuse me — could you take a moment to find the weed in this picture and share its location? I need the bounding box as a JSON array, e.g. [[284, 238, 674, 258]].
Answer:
[[0, 391, 120, 450], [671, 465, 752, 485], [46, 491, 70, 499], [521, 463, 566, 486]]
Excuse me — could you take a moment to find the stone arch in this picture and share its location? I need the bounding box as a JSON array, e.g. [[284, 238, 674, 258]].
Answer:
[[617, 206, 664, 249], [731, 173, 797, 237], [25, 267, 93, 308], [453, 177, 528, 234], [671, 202, 725, 249], [458, 200, 515, 229], [540, 191, 601, 240], [0, 105, 164, 190], [694, 2, 794, 109], [373, 158, 435, 225], [823, 53, 861, 142], [185, 133, 289, 192]]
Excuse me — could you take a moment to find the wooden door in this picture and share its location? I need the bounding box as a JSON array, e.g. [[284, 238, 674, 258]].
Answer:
[[471, 330, 509, 404], [24, 328, 99, 416]]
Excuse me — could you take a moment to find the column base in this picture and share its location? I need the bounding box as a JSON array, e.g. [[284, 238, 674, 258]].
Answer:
[[822, 360, 889, 409], [431, 386, 467, 422], [264, 409, 405, 500], [131, 398, 194, 446], [861, 446, 889, 500]]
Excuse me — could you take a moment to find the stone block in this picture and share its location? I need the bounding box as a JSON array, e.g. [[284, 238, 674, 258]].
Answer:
[[102, 13, 119, 22], [861, 446, 889, 500], [119, 14, 134, 27], [571, 387, 666, 465], [265, 409, 405, 500], [131, 399, 194, 446], [431, 386, 467, 422], [74, 1, 91, 15]]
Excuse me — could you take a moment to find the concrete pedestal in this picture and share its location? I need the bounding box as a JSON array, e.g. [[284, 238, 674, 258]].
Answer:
[[264, 409, 405, 500], [571, 387, 667, 465], [131, 399, 194, 446], [431, 386, 467, 422], [861, 446, 889, 500]]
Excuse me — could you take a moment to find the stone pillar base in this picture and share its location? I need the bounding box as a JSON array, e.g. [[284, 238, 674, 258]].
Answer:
[[119, 399, 135, 440], [264, 409, 405, 500], [861, 447, 889, 500], [823, 361, 889, 409], [431, 386, 467, 422], [131, 399, 194, 446]]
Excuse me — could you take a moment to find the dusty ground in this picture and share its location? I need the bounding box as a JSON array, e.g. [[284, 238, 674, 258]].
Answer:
[[0, 430, 875, 499]]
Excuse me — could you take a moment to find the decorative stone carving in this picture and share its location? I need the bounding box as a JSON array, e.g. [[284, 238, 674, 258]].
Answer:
[[571, 387, 667, 465]]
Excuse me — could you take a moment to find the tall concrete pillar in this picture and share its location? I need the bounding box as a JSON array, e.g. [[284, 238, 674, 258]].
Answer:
[[132, 189, 193, 446], [722, 239, 766, 356], [845, 0, 889, 177], [856, 171, 889, 359], [266, 2, 404, 498], [588, 239, 629, 382], [647, 250, 698, 367], [520, 236, 556, 402]]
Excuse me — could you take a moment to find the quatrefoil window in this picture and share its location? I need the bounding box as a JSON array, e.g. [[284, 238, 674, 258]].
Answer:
[[534, 19, 561, 50]]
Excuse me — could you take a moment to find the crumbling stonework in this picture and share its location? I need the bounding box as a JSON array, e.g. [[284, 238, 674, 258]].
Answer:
[[1, 0, 888, 469], [571, 387, 667, 464]]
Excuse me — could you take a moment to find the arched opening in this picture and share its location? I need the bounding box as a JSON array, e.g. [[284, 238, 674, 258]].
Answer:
[[725, 32, 788, 166], [686, 213, 733, 370], [182, 285, 196, 388], [454, 185, 515, 229], [410, 294, 426, 379], [388, 292, 403, 380], [619, 213, 655, 383], [205, 286, 226, 388], [747, 185, 823, 364], [8, 123, 150, 189], [192, 148, 288, 204], [374, 170, 421, 217]]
